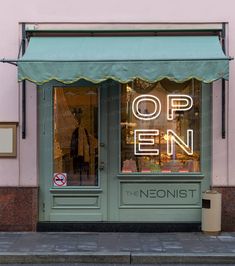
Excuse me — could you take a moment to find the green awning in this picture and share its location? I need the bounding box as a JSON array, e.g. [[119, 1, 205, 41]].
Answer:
[[18, 36, 229, 85]]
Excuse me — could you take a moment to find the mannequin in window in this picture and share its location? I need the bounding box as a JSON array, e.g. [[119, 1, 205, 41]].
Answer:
[[70, 108, 91, 184]]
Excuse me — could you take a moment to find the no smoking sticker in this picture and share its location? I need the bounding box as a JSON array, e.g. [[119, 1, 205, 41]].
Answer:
[[53, 173, 67, 187]]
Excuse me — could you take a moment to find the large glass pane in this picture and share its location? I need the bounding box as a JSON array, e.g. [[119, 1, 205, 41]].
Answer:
[[121, 79, 201, 173], [54, 87, 98, 186]]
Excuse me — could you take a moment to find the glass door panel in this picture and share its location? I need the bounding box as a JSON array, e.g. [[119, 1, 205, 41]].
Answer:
[[53, 87, 98, 186]]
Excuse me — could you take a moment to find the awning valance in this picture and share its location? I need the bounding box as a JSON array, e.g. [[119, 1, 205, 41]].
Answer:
[[18, 36, 229, 85]]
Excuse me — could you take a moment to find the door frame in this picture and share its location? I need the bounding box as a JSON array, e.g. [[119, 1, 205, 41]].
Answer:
[[38, 80, 109, 222]]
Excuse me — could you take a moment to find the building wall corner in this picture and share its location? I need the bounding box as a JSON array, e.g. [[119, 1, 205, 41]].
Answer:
[[212, 186, 235, 231]]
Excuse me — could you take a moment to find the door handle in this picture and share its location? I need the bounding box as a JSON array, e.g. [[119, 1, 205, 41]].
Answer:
[[100, 142, 105, 147], [99, 161, 105, 170]]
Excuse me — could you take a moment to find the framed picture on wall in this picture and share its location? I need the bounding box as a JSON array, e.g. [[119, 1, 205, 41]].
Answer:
[[0, 123, 17, 157]]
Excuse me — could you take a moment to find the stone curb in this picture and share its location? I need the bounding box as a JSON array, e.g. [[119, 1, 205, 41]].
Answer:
[[0, 252, 131, 264], [1, 252, 235, 264], [131, 252, 235, 264]]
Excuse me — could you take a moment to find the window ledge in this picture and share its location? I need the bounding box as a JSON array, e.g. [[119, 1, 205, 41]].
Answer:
[[117, 173, 204, 180]]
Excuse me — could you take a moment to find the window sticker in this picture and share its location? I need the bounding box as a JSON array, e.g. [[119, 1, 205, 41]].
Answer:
[[53, 173, 67, 187]]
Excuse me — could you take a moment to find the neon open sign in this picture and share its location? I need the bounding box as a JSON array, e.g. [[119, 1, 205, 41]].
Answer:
[[133, 94, 193, 156]]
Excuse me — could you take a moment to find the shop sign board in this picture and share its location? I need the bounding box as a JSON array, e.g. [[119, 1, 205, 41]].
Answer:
[[121, 182, 200, 206]]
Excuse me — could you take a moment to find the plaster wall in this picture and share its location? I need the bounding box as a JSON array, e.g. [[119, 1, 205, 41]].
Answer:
[[0, 0, 234, 187]]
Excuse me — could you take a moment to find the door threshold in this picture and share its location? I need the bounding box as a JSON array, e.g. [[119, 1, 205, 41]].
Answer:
[[37, 222, 201, 232]]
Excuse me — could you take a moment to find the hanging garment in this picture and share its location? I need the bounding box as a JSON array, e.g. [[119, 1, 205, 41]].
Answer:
[[70, 127, 90, 174]]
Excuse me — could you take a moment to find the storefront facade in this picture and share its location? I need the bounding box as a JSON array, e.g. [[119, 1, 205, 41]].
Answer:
[[37, 78, 211, 226], [0, 0, 234, 231]]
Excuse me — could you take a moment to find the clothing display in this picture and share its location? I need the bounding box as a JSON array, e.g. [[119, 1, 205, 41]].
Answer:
[[70, 126, 90, 175]]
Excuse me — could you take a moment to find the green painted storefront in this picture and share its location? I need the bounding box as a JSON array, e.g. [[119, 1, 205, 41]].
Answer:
[[38, 80, 211, 223]]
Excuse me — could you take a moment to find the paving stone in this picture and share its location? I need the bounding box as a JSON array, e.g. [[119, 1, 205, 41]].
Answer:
[[1, 232, 235, 264]]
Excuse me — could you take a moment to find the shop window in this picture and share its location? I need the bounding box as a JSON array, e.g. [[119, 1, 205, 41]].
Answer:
[[121, 79, 201, 173], [53, 87, 98, 186]]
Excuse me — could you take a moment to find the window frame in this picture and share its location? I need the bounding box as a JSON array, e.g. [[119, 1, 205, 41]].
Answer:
[[118, 81, 212, 179]]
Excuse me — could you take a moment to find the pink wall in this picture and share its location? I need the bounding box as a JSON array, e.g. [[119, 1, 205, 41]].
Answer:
[[0, 0, 234, 186]]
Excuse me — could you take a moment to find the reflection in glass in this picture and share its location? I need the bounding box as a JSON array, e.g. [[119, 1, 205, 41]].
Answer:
[[54, 87, 98, 186], [121, 79, 201, 173]]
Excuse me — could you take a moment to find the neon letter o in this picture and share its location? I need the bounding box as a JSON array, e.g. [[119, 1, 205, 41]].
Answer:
[[132, 94, 161, 120]]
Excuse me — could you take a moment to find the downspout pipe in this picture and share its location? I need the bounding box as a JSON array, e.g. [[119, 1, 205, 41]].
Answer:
[[22, 23, 26, 139], [221, 23, 226, 139]]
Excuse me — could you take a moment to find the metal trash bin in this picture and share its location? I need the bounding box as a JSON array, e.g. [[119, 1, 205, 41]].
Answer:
[[202, 190, 221, 234]]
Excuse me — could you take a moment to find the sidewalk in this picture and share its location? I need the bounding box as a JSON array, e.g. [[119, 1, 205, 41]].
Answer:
[[0, 232, 235, 264]]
